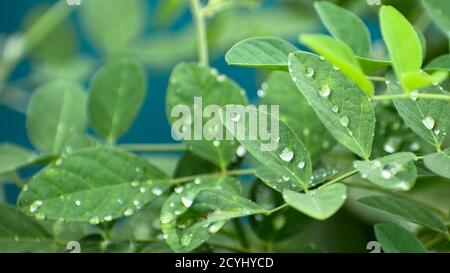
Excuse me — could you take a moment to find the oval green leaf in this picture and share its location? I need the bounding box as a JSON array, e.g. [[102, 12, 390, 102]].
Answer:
[[27, 80, 87, 155], [375, 223, 427, 253], [18, 146, 170, 223], [424, 148, 450, 179], [88, 59, 146, 144], [288, 51, 376, 159]]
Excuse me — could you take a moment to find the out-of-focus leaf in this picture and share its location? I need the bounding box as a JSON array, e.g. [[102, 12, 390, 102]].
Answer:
[[22, 5, 77, 64], [88, 59, 146, 144], [0, 204, 54, 253], [314, 1, 371, 57], [0, 144, 37, 175], [423, 0, 450, 37], [17, 146, 171, 223], [358, 195, 448, 235], [288, 51, 376, 159], [80, 0, 145, 55], [0, 85, 30, 114], [204, 0, 261, 17], [375, 223, 427, 253], [153, 0, 186, 27], [27, 80, 87, 154], [425, 55, 450, 72]]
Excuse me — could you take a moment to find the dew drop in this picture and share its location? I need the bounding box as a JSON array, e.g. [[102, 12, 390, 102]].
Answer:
[[257, 89, 265, 98], [124, 208, 134, 216], [133, 200, 140, 207], [29, 200, 43, 213], [217, 75, 226, 82], [152, 188, 163, 196], [381, 170, 392, 179], [75, 200, 81, 206], [231, 111, 241, 122], [89, 217, 100, 225], [174, 186, 184, 194], [181, 197, 193, 208], [282, 176, 290, 182], [213, 140, 220, 147], [422, 116, 435, 130], [236, 145, 246, 157], [23, 185, 29, 192], [434, 129, 441, 136], [332, 105, 339, 113], [410, 91, 419, 101], [181, 233, 193, 246], [131, 181, 140, 187], [370, 160, 382, 169], [117, 198, 123, 204], [340, 116, 349, 127], [160, 213, 174, 224], [104, 215, 113, 222], [396, 181, 409, 190], [303, 128, 310, 136], [139, 187, 146, 193], [208, 221, 225, 233], [194, 178, 202, 185], [297, 161, 306, 169], [35, 213, 45, 220], [409, 142, 420, 151], [305, 67, 315, 78], [320, 84, 331, 97], [279, 147, 294, 162]]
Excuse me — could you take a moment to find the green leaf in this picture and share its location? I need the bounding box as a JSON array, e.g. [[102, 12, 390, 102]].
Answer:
[[174, 151, 219, 178], [380, 6, 423, 91], [356, 57, 391, 74], [387, 79, 450, 150], [152, 0, 186, 27], [259, 72, 335, 161], [225, 37, 298, 71], [314, 1, 371, 57], [283, 183, 347, 220], [354, 152, 417, 191], [425, 55, 450, 72], [22, 5, 77, 64], [423, 0, 450, 36], [88, 59, 146, 144], [223, 107, 312, 192], [288, 51, 376, 159], [375, 223, 427, 253], [0, 144, 37, 175], [358, 196, 448, 235], [17, 146, 170, 223], [0, 204, 54, 253], [204, 0, 261, 17], [166, 62, 247, 167], [161, 176, 265, 252], [299, 34, 374, 95], [80, 0, 145, 54], [424, 148, 450, 179], [27, 80, 87, 154]]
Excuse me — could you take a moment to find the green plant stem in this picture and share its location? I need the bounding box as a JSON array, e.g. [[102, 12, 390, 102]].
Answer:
[[172, 168, 256, 184], [367, 76, 386, 82], [266, 203, 289, 215], [319, 169, 359, 189], [0, 1, 72, 83], [371, 93, 450, 102], [120, 143, 186, 152], [189, 0, 209, 66]]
